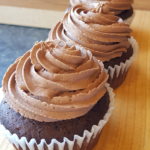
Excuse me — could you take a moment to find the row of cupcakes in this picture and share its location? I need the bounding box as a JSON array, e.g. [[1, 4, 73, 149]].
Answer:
[[0, 2, 138, 150], [49, 3, 138, 89]]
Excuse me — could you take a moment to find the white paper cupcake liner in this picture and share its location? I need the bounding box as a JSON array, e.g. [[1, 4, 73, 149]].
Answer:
[[0, 83, 115, 150], [124, 10, 135, 25], [105, 37, 138, 89]]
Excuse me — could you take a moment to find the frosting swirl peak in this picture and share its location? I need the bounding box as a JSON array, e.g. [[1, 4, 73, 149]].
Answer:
[[70, 0, 134, 15], [49, 3, 132, 62], [3, 40, 108, 122]]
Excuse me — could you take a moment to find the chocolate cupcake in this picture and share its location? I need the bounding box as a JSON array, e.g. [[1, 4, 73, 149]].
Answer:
[[0, 40, 115, 150], [49, 3, 138, 89], [69, 0, 134, 24]]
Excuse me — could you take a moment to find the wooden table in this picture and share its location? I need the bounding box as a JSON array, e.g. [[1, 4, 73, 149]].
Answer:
[[0, 9, 150, 150], [0, 0, 150, 29], [0, 0, 149, 11], [94, 10, 150, 150]]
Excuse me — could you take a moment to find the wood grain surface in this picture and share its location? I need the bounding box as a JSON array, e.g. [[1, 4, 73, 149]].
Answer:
[[0, 5, 65, 29], [94, 10, 150, 150], [0, 0, 149, 11], [0, 10, 150, 150], [133, 0, 150, 11], [0, 0, 149, 29]]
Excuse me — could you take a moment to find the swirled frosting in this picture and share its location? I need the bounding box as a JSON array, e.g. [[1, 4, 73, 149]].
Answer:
[[49, 3, 132, 62], [70, 0, 134, 15], [2, 40, 108, 122]]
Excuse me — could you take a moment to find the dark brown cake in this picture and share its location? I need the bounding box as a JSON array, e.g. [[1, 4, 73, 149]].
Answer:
[[118, 7, 134, 21], [103, 45, 133, 89], [104, 45, 133, 69], [0, 91, 110, 144]]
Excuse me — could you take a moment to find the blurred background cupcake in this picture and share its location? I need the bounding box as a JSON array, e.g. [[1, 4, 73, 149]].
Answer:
[[0, 40, 115, 150], [49, 3, 138, 89], [68, 0, 134, 24]]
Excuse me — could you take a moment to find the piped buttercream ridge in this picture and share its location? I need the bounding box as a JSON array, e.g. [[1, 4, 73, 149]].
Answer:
[[2, 40, 108, 122], [49, 3, 132, 62]]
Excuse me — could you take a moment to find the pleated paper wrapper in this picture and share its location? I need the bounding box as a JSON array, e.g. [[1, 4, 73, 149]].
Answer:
[[105, 37, 138, 89], [0, 83, 115, 150]]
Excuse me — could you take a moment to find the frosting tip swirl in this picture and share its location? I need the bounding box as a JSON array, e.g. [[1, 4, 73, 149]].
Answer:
[[3, 40, 108, 122]]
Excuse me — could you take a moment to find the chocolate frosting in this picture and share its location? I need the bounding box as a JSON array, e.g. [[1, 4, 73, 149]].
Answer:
[[2, 40, 108, 122], [70, 0, 134, 15], [49, 3, 132, 62]]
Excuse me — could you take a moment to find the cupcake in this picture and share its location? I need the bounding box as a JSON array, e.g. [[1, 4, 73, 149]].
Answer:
[[49, 3, 138, 89], [0, 40, 115, 150], [69, 0, 134, 24]]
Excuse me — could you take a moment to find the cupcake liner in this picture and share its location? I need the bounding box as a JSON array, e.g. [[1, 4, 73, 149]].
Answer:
[[0, 83, 115, 150], [105, 36, 138, 89], [124, 10, 135, 25]]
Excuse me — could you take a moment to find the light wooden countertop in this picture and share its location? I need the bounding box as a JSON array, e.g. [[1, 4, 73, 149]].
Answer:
[[94, 10, 150, 150], [0, 0, 149, 28], [0, 9, 150, 150], [0, 0, 149, 11]]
